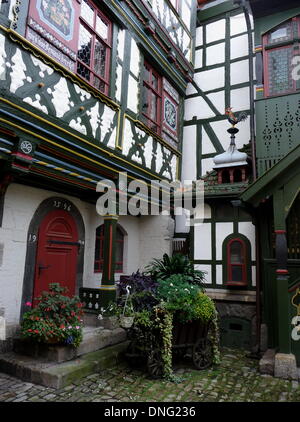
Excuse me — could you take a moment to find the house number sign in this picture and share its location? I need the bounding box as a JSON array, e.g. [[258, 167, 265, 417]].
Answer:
[[53, 200, 72, 211]]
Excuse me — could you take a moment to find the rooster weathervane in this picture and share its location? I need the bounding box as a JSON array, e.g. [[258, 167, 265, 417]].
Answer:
[[225, 107, 248, 127]]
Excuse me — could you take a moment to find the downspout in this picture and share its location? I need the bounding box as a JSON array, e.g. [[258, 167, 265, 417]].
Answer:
[[233, 0, 257, 181], [233, 0, 261, 354]]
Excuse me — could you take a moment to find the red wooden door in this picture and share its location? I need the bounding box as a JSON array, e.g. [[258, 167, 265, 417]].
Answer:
[[33, 209, 79, 303]]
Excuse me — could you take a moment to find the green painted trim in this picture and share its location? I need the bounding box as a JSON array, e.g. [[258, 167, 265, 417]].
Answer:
[[196, 123, 202, 179], [254, 6, 300, 44], [224, 11, 231, 109], [277, 275, 291, 354], [222, 232, 253, 289], [241, 143, 300, 206], [110, 23, 120, 102], [198, 1, 239, 21], [211, 210, 216, 287]]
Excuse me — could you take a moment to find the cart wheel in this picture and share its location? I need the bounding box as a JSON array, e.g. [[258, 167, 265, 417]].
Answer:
[[192, 338, 213, 370], [125, 341, 141, 368], [147, 349, 164, 378]]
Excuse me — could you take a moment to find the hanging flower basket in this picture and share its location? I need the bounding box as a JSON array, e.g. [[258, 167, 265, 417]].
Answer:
[[120, 315, 134, 329]]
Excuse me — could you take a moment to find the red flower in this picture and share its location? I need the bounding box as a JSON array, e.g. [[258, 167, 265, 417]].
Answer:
[[60, 324, 65, 329], [34, 330, 39, 334], [27, 329, 32, 332]]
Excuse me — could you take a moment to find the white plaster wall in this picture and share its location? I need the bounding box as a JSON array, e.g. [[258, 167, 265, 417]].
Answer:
[[230, 34, 249, 60], [202, 127, 216, 155], [0, 184, 170, 327], [194, 223, 211, 260], [195, 264, 211, 284], [194, 49, 203, 68], [206, 19, 226, 43], [238, 221, 256, 260], [206, 43, 225, 66], [252, 266, 256, 287], [184, 96, 215, 120], [194, 67, 225, 92], [206, 91, 225, 115], [138, 215, 174, 271], [195, 27, 203, 47], [230, 13, 247, 36], [230, 59, 249, 86], [182, 125, 197, 181], [230, 86, 250, 112], [201, 158, 215, 176], [215, 222, 233, 260], [216, 264, 223, 285]]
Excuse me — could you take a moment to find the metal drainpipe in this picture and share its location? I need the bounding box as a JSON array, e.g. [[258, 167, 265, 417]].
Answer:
[[233, 0, 257, 181], [233, 0, 261, 354]]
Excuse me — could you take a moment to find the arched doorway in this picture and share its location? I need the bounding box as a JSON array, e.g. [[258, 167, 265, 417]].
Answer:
[[32, 209, 79, 303], [21, 197, 85, 318]]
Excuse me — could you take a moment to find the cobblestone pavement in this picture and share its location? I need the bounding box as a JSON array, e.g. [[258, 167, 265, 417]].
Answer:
[[0, 348, 300, 403]]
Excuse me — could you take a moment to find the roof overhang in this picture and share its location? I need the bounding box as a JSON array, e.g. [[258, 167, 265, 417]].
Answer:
[[249, 0, 300, 18], [241, 143, 300, 207]]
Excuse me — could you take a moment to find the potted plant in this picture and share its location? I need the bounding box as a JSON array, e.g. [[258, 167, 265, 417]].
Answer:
[[145, 253, 206, 288], [119, 295, 135, 329], [20, 283, 84, 348], [97, 301, 120, 330]]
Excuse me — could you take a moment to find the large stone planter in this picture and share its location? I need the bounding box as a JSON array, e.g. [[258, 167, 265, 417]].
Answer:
[[99, 316, 119, 330]]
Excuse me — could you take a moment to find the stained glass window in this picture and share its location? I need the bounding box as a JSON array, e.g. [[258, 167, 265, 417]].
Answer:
[[267, 47, 294, 96], [264, 18, 300, 97], [77, 0, 112, 95]]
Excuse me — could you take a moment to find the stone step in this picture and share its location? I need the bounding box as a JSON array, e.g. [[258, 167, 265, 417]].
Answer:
[[259, 348, 275, 376], [13, 327, 127, 363], [0, 341, 129, 389]]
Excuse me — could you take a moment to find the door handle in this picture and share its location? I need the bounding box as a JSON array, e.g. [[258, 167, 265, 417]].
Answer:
[[38, 263, 51, 277]]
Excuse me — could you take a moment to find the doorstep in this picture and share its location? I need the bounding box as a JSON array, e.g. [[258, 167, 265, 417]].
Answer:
[[0, 327, 129, 389]]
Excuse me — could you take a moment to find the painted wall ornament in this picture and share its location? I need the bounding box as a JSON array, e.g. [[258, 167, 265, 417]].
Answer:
[[20, 140, 33, 155], [164, 98, 177, 131], [37, 0, 75, 41]]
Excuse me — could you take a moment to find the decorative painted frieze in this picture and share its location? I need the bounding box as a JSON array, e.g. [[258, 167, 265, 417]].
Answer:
[[122, 116, 178, 180], [2, 35, 119, 148]]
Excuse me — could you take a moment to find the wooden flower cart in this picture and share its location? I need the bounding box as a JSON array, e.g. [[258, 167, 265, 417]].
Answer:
[[125, 318, 214, 378]]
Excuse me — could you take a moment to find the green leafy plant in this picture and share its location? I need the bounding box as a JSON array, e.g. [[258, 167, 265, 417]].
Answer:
[[156, 274, 215, 324], [145, 253, 206, 287], [97, 301, 121, 319], [20, 283, 84, 348]]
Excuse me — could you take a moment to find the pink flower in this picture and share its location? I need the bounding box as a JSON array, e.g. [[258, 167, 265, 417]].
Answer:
[[25, 302, 32, 307]]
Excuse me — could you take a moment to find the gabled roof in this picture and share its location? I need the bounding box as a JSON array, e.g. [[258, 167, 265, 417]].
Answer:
[[201, 169, 249, 197]]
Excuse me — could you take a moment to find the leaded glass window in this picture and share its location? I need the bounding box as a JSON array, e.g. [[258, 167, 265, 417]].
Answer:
[[77, 0, 112, 95], [263, 17, 300, 97], [267, 47, 294, 96]]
